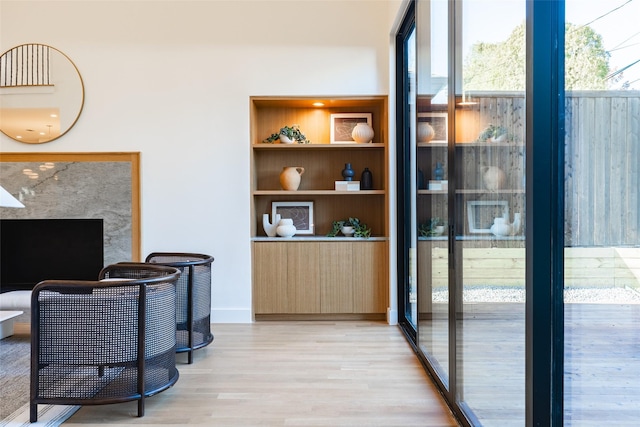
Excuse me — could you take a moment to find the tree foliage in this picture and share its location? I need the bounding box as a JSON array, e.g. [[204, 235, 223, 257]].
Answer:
[[463, 22, 610, 91]]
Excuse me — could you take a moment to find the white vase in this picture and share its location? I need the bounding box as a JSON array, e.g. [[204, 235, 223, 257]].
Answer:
[[351, 122, 374, 143], [482, 166, 506, 191], [262, 213, 281, 237], [417, 122, 435, 143], [276, 218, 296, 237], [490, 217, 513, 237]]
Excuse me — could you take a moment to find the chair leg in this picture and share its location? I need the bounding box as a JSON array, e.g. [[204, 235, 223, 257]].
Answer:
[[138, 397, 144, 417], [30, 403, 38, 422], [188, 350, 193, 364]]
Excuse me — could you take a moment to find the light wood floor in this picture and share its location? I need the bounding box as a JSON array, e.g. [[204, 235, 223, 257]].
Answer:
[[63, 321, 460, 426]]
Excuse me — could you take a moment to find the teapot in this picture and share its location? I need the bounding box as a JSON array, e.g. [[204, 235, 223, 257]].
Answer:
[[490, 213, 521, 237]]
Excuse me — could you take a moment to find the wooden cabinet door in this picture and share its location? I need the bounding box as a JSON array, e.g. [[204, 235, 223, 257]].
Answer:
[[287, 242, 321, 313], [353, 241, 388, 313], [253, 242, 289, 314], [319, 242, 354, 313]]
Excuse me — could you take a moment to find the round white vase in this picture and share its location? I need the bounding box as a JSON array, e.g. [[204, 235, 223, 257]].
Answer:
[[276, 218, 296, 237], [351, 123, 374, 143], [417, 122, 435, 143]]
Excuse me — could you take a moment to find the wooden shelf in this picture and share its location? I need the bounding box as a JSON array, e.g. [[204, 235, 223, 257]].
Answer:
[[250, 95, 389, 318], [254, 190, 385, 196]]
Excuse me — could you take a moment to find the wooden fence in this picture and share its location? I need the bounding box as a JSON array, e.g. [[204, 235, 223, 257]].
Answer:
[[461, 91, 640, 247]]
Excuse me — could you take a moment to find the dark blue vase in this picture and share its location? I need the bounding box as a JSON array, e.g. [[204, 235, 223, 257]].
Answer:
[[434, 162, 444, 181], [342, 163, 355, 181]]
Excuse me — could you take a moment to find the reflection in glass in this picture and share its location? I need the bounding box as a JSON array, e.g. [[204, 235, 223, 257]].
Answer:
[[456, 1, 526, 425], [416, 0, 450, 386], [564, 1, 640, 424], [0, 44, 84, 144]]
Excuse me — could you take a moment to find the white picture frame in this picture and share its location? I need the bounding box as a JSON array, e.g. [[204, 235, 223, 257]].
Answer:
[[467, 200, 509, 233], [272, 201, 314, 235], [330, 113, 372, 144], [418, 112, 448, 144]]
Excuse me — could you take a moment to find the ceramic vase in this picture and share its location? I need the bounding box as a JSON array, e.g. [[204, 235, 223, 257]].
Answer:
[[482, 166, 506, 191], [434, 162, 444, 180], [341, 163, 355, 181], [262, 213, 281, 237], [351, 122, 374, 143], [276, 218, 296, 238], [417, 122, 435, 143], [341, 225, 355, 237], [280, 166, 305, 190], [490, 217, 513, 237], [361, 167, 373, 190]]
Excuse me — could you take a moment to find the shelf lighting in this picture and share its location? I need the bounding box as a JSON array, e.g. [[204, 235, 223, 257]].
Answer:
[[312, 102, 325, 107]]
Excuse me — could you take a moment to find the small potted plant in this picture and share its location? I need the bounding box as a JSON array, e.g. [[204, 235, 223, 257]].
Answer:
[[263, 124, 311, 144], [419, 217, 446, 237], [327, 217, 372, 238], [477, 124, 508, 142]]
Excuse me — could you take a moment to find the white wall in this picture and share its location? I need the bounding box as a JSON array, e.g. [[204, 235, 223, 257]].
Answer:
[[1, 0, 405, 323]]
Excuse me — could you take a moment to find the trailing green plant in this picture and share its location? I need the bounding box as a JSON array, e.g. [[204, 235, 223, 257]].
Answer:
[[262, 124, 311, 144], [327, 217, 372, 238], [418, 217, 446, 237]]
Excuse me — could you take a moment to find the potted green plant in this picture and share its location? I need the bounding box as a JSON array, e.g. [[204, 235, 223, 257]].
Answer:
[[477, 124, 508, 142], [327, 217, 372, 238], [419, 217, 446, 237], [262, 124, 311, 144]]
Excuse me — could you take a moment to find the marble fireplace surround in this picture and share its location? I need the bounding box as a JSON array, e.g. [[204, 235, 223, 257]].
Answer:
[[0, 152, 140, 265]]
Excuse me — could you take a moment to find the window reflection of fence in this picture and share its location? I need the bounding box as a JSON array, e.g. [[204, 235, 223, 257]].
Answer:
[[456, 91, 640, 246], [0, 44, 51, 87]]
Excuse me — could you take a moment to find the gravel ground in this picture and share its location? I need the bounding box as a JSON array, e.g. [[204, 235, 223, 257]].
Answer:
[[432, 286, 640, 303]]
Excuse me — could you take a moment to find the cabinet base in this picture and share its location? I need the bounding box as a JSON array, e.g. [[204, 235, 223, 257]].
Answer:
[[254, 313, 386, 322]]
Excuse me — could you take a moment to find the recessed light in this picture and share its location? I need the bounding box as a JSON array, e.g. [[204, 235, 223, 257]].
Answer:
[[312, 102, 325, 107]]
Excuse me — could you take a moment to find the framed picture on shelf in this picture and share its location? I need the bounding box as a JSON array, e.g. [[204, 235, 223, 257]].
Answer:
[[418, 112, 448, 143], [467, 200, 509, 233], [272, 201, 314, 235], [330, 113, 372, 144]]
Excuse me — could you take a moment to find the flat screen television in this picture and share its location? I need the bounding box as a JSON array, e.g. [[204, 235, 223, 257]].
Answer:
[[0, 218, 104, 292]]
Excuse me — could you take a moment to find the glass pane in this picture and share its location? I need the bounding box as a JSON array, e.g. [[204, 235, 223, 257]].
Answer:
[[564, 1, 640, 425], [406, 25, 418, 327], [416, 0, 450, 384], [456, 0, 526, 425]]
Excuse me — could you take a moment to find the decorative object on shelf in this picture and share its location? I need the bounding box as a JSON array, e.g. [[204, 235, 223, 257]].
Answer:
[[433, 162, 444, 180], [271, 201, 314, 235], [280, 166, 305, 190], [262, 213, 281, 237], [341, 163, 355, 181], [361, 167, 373, 190], [276, 218, 297, 238], [490, 217, 512, 237], [351, 122, 375, 143], [335, 180, 360, 191], [330, 113, 372, 143], [327, 217, 371, 238], [512, 213, 522, 235], [482, 166, 506, 191], [428, 180, 448, 191], [262, 124, 311, 144], [417, 112, 447, 143], [417, 121, 435, 143], [477, 124, 508, 142], [467, 200, 509, 234], [419, 217, 446, 237], [340, 225, 355, 237]]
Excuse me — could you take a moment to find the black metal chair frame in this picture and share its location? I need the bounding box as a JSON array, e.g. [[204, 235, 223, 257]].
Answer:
[[30, 264, 181, 422], [145, 252, 214, 364]]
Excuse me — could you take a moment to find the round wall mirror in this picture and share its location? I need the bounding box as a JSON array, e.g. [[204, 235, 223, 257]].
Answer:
[[0, 44, 84, 144]]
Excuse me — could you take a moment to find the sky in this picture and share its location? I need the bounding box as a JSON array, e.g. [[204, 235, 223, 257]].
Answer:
[[451, 0, 640, 90]]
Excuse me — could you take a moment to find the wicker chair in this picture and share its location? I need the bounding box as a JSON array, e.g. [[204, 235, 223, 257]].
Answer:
[[30, 264, 181, 422], [144, 252, 214, 364]]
